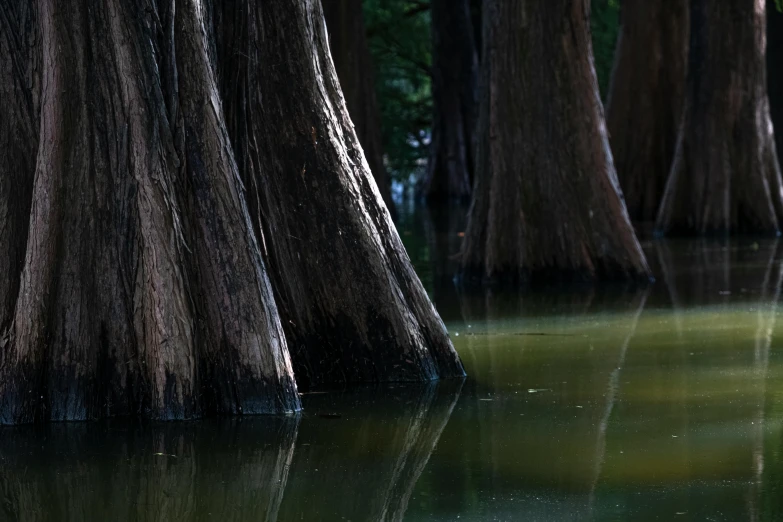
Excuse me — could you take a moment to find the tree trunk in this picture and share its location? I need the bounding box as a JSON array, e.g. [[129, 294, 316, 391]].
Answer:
[[322, 0, 395, 217], [0, 0, 299, 424], [606, 0, 689, 223], [420, 0, 479, 202], [213, 0, 465, 390], [655, 0, 783, 236], [459, 0, 650, 286], [0, 0, 39, 331], [767, 0, 783, 171]]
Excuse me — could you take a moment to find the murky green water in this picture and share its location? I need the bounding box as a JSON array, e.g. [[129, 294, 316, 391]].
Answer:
[[4, 207, 783, 521]]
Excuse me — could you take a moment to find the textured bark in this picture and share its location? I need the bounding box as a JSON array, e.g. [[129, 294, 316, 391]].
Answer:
[[214, 0, 465, 390], [459, 0, 650, 286], [655, 0, 783, 236], [606, 0, 689, 222], [421, 0, 479, 202], [322, 0, 395, 216], [767, 0, 783, 170], [0, 1, 39, 331], [0, 0, 299, 424]]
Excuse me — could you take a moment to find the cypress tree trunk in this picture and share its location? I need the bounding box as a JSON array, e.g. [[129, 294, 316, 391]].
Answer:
[[459, 0, 650, 286], [0, 0, 39, 331], [322, 0, 395, 216], [606, 0, 689, 223], [214, 0, 465, 390], [0, 0, 299, 424], [655, 0, 783, 236], [421, 0, 479, 202]]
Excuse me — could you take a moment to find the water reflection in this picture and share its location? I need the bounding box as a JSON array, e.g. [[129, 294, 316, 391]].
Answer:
[[6, 228, 783, 521], [278, 381, 462, 521], [0, 417, 298, 521], [0, 383, 462, 522]]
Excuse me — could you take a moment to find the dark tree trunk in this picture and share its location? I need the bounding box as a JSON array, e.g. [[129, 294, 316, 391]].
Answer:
[[655, 0, 783, 236], [322, 0, 395, 217], [420, 0, 479, 202], [767, 0, 783, 170], [459, 0, 650, 286], [0, 0, 299, 424], [214, 0, 465, 390], [606, 0, 689, 223], [0, 1, 39, 331]]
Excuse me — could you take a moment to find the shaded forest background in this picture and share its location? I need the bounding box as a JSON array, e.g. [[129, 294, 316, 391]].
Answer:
[[364, 0, 620, 192]]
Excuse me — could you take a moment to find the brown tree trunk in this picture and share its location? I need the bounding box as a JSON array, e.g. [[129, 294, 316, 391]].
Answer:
[[0, 0, 39, 331], [214, 0, 465, 390], [655, 1, 783, 236], [0, 0, 299, 424], [606, 0, 689, 223], [420, 0, 479, 202], [322, 0, 395, 217], [459, 0, 650, 286]]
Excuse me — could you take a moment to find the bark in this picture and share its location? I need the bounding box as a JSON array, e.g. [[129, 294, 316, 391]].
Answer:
[[0, 0, 299, 424], [421, 0, 479, 202], [655, 0, 783, 236], [459, 0, 650, 286], [0, 0, 39, 331], [214, 0, 465, 390], [606, 0, 689, 223], [767, 0, 783, 170], [322, 0, 395, 216]]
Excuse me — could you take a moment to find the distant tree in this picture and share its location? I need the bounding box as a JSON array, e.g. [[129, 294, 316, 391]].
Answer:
[[419, 0, 479, 201], [322, 0, 395, 215], [656, 1, 783, 235], [606, 0, 689, 222], [768, 0, 783, 171], [459, 0, 650, 285]]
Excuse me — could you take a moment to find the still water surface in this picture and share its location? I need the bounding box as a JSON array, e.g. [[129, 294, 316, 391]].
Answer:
[[3, 207, 783, 521]]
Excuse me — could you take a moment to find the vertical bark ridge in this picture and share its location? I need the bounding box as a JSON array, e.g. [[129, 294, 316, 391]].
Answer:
[[460, 0, 650, 286], [606, 0, 689, 223], [214, 0, 465, 390], [0, 0, 39, 332], [655, 0, 783, 236], [174, 0, 299, 415], [322, 0, 395, 215]]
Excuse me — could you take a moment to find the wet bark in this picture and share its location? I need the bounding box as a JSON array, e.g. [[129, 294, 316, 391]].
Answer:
[[421, 0, 479, 202], [459, 0, 650, 286], [655, 1, 783, 236], [322, 0, 395, 216], [606, 0, 689, 223], [214, 0, 465, 390], [0, 0, 299, 424]]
